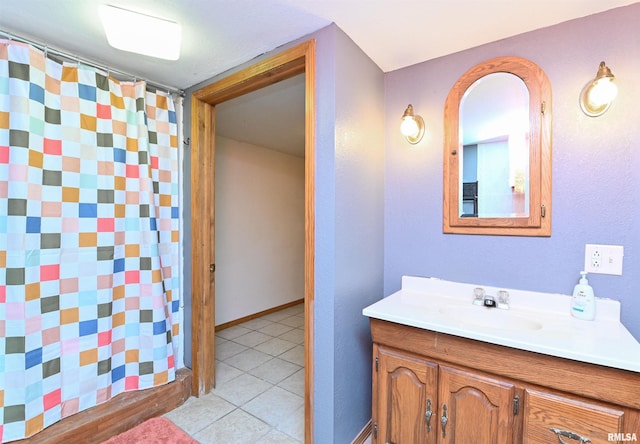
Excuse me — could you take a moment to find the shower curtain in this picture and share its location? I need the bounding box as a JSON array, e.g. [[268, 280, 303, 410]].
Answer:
[[0, 40, 181, 442]]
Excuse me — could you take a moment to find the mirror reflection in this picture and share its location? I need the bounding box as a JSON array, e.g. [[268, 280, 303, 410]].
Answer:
[[443, 55, 552, 236], [460, 73, 530, 218]]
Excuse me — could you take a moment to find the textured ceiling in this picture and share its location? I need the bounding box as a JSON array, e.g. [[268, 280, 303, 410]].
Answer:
[[1, 0, 636, 90], [0, 1, 636, 156], [216, 74, 306, 156]]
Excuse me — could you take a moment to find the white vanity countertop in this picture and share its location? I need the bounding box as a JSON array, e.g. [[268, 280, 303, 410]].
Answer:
[[362, 276, 640, 373]]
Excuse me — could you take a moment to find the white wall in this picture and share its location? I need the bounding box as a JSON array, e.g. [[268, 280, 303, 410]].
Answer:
[[214, 136, 305, 325], [477, 140, 511, 216]]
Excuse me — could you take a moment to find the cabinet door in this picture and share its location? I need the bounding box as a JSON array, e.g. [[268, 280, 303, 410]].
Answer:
[[523, 388, 625, 444], [374, 345, 438, 444], [438, 365, 517, 444]]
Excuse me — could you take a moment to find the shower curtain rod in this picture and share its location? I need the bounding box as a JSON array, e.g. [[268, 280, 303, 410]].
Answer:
[[1, 28, 185, 97]]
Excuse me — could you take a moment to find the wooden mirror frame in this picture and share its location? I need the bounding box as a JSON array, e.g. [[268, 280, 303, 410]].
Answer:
[[443, 56, 552, 236]]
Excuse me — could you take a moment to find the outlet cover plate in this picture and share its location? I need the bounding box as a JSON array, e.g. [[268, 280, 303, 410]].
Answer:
[[584, 244, 624, 275]]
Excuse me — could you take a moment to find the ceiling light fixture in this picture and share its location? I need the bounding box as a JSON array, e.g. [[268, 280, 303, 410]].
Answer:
[[400, 104, 425, 144], [99, 5, 181, 61], [579, 61, 617, 117]]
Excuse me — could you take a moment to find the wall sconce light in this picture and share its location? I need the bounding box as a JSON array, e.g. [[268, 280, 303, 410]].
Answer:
[[400, 104, 425, 144], [579, 61, 618, 117]]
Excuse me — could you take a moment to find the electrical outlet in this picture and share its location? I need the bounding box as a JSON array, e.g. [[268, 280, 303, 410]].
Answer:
[[584, 244, 624, 275], [590, 247, 601, 269]]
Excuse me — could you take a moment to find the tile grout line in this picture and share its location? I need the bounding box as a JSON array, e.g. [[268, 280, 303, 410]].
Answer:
[[169, 303, 305, 443]]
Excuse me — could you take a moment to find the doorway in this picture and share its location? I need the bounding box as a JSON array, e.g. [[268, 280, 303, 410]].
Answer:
[[190, 41, 315, 443], [214, 73, 305, 326]]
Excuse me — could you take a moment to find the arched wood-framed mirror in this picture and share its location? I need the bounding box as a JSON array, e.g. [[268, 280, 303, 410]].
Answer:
[[443, 56, 552, 236]]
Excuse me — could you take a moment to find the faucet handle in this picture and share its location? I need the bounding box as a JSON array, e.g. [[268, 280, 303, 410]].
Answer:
[[473, 287, 485, 305], [497, 290, 510, 303], [497, 290, 510, 309]]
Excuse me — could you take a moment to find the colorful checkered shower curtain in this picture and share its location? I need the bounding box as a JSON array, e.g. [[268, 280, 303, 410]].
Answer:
[[0, 40, 181, 442]]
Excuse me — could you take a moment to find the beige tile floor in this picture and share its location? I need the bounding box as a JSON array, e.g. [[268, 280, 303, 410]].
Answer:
[[165, 303, 305, 443]]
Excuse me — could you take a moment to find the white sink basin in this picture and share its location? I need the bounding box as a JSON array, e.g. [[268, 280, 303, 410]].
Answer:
[[363, 276, 640, 372], [438, 306, 543, 332]]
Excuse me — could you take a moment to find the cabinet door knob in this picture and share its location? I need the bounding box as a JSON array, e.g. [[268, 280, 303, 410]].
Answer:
[[425, 399, 433, 432], [550, 428, 591, 444], [441, 404, 448, 438]]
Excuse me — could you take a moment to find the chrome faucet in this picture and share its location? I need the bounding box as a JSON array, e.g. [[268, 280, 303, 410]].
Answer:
[[472, 287, 510, 310]]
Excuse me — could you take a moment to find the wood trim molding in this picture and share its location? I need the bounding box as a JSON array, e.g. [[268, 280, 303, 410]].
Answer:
[[193, 44, 309, 104], [443, 56, 552, 236], [15, 369, 192, 444], [216, 299, 304, 331], [190, 39, 316, 443], [190, 96, 216, 396], [303, 40, 316, 444], [351, 420, 372, 444]]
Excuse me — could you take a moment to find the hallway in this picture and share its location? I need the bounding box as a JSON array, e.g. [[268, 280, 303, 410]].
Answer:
[[164, 303, 305, 443]]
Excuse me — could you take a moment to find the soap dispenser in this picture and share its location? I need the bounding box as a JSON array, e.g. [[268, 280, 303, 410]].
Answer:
[[571, 271, 595, 321]]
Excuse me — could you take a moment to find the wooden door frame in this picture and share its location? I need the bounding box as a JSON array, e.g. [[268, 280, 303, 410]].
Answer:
[[190, 40, 315, 442]]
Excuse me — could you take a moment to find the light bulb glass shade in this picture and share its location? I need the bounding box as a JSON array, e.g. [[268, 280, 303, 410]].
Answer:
[[400, 116, 420, 137], [588, 78, 617, 107], [99, 5, 181, 60], [400, 104, 425, 144], [580, 61, 617, 117]]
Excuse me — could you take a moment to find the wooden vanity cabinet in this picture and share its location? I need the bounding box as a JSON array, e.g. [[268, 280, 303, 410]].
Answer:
[[373, 344, 517, 443], [523, 389, 625, 444], [374, 345, 437, 443], [370, 318, 640, 444], [439, 365, 517, 443]]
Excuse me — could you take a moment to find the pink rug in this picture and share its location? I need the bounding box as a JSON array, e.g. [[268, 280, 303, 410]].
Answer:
[[102, 417, 197, 444]]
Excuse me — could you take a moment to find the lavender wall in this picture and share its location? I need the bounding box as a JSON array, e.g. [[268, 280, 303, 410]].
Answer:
[[384, 4, 640, 340], [332, 26, 385, 440], [312, 25, 385, 442]]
